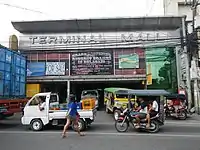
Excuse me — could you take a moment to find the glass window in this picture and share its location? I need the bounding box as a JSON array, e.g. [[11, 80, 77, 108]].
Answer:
[[29, 96, 46, 106], [50, 95, 58, 103], [116, 94, 135, 99]]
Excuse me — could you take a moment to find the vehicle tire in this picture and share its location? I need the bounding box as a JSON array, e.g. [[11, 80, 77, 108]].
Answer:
[[72, 119, 86, 132], [179, 111, 187, 120], [115, 120, 129, 132], [30, 119, 43, 131], [148, 120, 160, 133], [113, 109, 121, 121], [0, 113, 4, 120]]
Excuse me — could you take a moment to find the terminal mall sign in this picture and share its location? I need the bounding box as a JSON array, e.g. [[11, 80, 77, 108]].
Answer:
[[19, 31, 180, 50]]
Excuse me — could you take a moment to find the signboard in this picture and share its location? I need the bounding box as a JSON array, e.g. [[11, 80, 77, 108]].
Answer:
[[46, 62, 66, 75], [118, 54, 139, 69], [27, 62, 45, 76], [70, 51, 113, 75], [115, 49, 146, 75], [19, 30, 180, 50], [147, 64, 152, 85]]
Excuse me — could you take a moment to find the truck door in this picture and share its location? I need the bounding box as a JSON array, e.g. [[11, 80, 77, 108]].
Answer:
[[23, 93, 50, 125]]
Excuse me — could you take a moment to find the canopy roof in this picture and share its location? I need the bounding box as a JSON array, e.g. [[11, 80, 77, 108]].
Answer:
[[12, 16, 184, 34]]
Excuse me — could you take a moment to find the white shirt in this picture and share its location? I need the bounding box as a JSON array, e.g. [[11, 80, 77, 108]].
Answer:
[[152, 100, 159, 112]]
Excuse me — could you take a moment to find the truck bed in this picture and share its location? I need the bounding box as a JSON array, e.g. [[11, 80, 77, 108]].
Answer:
[[49, 108, 97, 120]]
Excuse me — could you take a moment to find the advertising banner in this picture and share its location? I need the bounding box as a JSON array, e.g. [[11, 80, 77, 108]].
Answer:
[[46, 62, 66, 75], [27, 62, 45, 76], [70, 51, 113, 75], [118, 53, 139, 69], [115, 49, 146, 75]]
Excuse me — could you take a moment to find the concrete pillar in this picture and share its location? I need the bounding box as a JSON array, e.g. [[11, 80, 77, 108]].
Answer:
[[67, 80, 70, 103], [181, 17, 192, 109]]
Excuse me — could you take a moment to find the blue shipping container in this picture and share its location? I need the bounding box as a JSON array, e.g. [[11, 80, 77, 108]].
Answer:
[[0, 47, 26, 99]]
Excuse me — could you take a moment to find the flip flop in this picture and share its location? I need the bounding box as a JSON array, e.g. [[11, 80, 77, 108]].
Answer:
[[79, 134, 85, 136]]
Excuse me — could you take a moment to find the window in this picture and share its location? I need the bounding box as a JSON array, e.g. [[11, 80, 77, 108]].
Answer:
[[116, 94, 135, 99], [29, 96, 46, 106], [50, 95, 58, 103], [82, 91, 97, 96]]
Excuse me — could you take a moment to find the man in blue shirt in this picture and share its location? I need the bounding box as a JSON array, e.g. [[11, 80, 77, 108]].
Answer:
[[62, 95, 84, 138]]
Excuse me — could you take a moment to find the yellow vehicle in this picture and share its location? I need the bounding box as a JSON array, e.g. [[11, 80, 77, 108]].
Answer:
[[104, 87, 138, 120]]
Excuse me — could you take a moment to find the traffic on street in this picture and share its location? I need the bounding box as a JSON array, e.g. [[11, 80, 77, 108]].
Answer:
[[1, 111, 200, 150]]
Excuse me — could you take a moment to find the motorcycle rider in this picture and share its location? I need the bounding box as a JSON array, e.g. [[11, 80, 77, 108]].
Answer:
[[134, 98, 148, 128], [146, 100, 159, 128], [170, 98, 183, 117]]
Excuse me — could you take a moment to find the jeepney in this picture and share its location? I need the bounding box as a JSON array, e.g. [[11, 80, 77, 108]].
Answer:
[[104, 88, 137, 120]]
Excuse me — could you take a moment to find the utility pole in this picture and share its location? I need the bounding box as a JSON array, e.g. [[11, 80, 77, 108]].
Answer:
[[191, 0, 200, 114], [192, 0, 196, 31]]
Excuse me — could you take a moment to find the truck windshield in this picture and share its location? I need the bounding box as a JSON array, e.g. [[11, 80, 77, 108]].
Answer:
[[82, 91, 97, 96], [116, 94, 135, 99]]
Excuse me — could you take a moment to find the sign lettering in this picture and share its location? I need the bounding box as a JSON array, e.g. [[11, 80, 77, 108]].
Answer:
[[29, 32, 172, 45]]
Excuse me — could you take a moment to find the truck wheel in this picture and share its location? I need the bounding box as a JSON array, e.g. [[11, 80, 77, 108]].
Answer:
[[0, 113, 4, 120], [72, 119, 86, 131], [30, 119, 43, 131]]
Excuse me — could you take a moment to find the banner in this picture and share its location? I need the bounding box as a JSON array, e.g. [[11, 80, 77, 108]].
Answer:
[[115, 49, 146, 75], [46, 62, 66, 75], [118, 53, 139, 69], [27, 62, 45, 76], [70, 51, 113, 75]]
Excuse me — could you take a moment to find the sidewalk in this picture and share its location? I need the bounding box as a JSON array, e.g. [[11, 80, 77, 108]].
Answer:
[[188, 113, 200, 122]]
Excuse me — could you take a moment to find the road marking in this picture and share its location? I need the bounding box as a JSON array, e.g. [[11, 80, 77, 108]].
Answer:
[[0, 130, 200, 138], [93, 121, 200, 126]]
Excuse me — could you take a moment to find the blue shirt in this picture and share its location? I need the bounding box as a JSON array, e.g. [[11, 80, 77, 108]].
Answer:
[[68, 102, 78, 117]]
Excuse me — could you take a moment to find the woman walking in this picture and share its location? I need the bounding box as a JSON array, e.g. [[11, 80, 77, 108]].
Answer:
[[62, 95, 84, 138]]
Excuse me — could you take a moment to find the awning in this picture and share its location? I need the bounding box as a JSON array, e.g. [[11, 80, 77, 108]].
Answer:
[[12, 16, 185, 34]]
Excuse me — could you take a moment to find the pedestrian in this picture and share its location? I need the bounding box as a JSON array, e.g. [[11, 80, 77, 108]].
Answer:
[[62, 95, 84, 138]]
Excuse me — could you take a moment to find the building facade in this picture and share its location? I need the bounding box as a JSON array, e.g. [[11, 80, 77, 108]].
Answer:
[[12, 17, 191, 107], [163, 0, 200, 32]]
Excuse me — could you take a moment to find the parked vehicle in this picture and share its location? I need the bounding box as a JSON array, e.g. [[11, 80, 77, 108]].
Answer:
[[26, 84, 41, 98], [114, 89, 169, 133], [164, 94, 188, 120], [81, 90, 100, 109], [22, 92, 97, 131], [104, 88, 137, 121], [0, 47, 28, 119], [0, 106, 8, 120]]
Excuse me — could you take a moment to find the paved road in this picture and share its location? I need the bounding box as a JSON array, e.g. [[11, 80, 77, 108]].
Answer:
[[1, 111, 200, 150]]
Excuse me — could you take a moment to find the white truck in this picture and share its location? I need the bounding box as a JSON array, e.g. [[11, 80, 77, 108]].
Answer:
[[21, 92, 97, 131]]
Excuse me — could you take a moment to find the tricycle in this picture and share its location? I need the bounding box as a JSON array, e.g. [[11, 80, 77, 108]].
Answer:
[[114, 89, 169, 133], [164, 94, 188, 120]]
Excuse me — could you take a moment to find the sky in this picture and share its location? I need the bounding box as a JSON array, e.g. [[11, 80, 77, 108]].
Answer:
[[0, 0, 164, 47]]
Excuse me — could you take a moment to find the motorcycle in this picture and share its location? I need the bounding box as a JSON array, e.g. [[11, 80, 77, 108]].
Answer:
[[115, 108, 160, 133], [164, 105, 187, 120]]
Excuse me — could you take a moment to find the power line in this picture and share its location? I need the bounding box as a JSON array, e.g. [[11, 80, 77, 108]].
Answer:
[[0, 2, 48, 15], [146, 0, 156, 16]]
